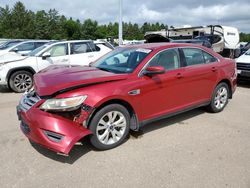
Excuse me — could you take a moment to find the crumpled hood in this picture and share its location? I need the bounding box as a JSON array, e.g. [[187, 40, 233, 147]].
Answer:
[[0, 53, 27, 64], [34, 65, 129, 97]]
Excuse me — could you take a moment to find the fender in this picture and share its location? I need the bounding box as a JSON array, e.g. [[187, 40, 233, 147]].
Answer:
[[86, 96, 140, 131], [6, 66, 36, 81]]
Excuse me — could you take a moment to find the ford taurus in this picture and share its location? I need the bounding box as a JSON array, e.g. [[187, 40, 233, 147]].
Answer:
[[17, 43, 237, 155]]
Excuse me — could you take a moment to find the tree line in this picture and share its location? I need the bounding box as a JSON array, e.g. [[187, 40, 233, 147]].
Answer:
[[0, 1, 249, 42]]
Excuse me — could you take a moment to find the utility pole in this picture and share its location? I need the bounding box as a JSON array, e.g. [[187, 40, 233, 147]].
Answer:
[[119, 0, 123, 46]]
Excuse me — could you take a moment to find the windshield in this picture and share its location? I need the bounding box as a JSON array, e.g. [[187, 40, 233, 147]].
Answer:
[[245, 50, 250, 55], [93, 47, 152, 74], [0, 41, 22, 50]]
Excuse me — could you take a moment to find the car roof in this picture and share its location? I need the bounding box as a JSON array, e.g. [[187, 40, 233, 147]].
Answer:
[[123, 42, 207, 50], [53, 40, 92, 44], [11, 40, 50, 46]]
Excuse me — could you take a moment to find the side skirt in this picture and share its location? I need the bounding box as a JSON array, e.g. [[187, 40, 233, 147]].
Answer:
[[138, 101, 210, 129]]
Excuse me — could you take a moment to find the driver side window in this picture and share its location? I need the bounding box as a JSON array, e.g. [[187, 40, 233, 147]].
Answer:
[[148, 48, 180, 70], [45, 44, 68, 57]]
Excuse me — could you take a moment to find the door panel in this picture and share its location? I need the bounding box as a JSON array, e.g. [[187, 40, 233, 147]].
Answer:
[[69, 42, 94, 66], [133, 68, 187, 121], [180, 48, 219, 104], [131, 48, 189, 121], [37, 43, 70, 71], [179, 64, 218, 105]]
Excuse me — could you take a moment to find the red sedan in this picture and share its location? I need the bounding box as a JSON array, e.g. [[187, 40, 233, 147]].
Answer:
[[17, 43, 237, 155]]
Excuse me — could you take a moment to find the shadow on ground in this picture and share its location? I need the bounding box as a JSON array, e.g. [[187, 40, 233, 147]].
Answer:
[[0, 86, 12, 93], [237, 79, 250, 88], [29, 138, 93, 164], [30, 108, 205, 163]]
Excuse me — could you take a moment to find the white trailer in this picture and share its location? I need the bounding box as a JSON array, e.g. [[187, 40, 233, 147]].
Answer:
[[145, 25, 240, 58]]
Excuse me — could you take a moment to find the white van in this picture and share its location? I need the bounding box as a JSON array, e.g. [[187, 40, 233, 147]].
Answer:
[[0, 40, 113, 92]]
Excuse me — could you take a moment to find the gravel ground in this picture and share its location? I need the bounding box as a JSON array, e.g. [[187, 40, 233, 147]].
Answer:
[[0, 82, 250, 188]]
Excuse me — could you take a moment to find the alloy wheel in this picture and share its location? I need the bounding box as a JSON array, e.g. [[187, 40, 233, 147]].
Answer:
[[14, 73, 32, 92], [96, 111, 127, 145], [214, 86, 228, 110]]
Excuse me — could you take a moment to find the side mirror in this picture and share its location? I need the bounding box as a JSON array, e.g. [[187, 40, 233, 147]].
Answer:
[[143, 66, 165, 76], [11, 48, 19, 53], [89, 61, 94, 66], [42, 52, 51, 60]]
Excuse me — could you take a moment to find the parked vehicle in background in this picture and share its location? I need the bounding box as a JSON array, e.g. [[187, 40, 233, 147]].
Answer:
[[0, 39, 12, 46], [0, 40, 113, 92], [0, 39, 24, 49], [17, 43, 237, 155], [236, 49, 250, 79], [145, 25, 240, 58], [239, 42, 250, 56], [0, 40, 49, 56]]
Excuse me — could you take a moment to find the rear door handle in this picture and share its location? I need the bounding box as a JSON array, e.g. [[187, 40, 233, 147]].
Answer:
[[88, 55, 94, 58], [175, 73, 183, 79], [61, 59, 68, 62]]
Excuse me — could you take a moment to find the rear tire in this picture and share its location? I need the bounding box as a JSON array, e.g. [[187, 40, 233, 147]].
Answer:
[[9, 71, 33, 93], [207, 83, 229, 113], [89, 104, 130, 150]]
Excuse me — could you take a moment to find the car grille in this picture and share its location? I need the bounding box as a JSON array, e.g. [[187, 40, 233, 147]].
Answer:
[[19, 90, 41, 112], [237, 63, 250, 71]]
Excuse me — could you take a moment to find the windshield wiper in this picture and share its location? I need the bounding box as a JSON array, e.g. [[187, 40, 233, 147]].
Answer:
[[96, 67, 113, 73]]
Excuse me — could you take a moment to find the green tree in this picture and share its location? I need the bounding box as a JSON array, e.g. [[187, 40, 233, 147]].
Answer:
[[34, 10, 50, 39], [81, 19, 99, 39], [0, 5, 12, 38], [240, 32, 250, 42], [63, 18, 81, 39], [10, 1, 34, 38]]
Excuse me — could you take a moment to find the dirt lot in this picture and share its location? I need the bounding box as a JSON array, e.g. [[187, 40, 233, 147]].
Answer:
[[0, 83, 250, 188]]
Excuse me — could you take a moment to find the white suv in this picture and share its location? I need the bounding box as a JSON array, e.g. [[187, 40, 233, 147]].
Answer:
[[0, 40, 113, 92]]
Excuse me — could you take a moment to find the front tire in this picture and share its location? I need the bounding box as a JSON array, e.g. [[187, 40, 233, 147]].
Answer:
[[9, 71, 33, 93], [207, 83, 229, 113], [89, 104, 130, 150]]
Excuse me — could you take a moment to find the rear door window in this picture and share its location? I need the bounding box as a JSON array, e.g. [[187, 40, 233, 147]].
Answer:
[[202, 51, 218, 63], [182, 48, 205, 66], [70, 42, 92, 54]]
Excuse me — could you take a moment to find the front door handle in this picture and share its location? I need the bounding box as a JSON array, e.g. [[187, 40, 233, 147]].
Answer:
[[175, 73, 183, 79], [212, 67, 217, 72]]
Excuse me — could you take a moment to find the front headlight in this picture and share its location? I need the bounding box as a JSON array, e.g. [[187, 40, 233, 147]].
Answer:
[[40, 95, 87, 111]]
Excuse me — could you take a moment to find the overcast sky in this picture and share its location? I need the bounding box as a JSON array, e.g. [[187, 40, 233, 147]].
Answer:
[[1, 0, 250, 33]]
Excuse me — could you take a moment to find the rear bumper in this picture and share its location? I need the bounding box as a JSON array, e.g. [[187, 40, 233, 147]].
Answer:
[[17, 105, 92, 155]]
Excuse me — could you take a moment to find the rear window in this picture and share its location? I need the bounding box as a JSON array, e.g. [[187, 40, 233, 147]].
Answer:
[[70, 42, 92, 54], [182, 48, 217, 66]]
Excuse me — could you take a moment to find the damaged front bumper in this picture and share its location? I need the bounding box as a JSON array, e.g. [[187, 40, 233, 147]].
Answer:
[[17, 92, 92, 155]]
